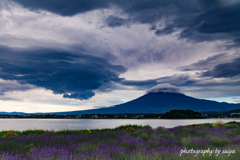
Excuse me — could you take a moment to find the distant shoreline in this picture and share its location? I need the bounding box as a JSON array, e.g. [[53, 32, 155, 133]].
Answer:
[[0, 117, 206, 119]]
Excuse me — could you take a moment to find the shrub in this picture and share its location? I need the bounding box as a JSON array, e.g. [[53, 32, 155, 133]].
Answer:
[[2, 131, 18, 139], [126, 127, 136, 132], [115, 124, 151, 130], [213, 120, 224, 127], [86, 129, 91, 133]]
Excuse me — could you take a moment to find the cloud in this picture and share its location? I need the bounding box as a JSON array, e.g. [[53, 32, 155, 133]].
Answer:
[[155, 25, 175, 36], [197, 3, 240, 34], [103, 0, 200, 28], [1, 0, 231, 70], [178, 53, 230, 71], [10, 0, 240, 48], [0, 79, 35, 96], [0, 0, 239, 108], [104, 16, 129, 27], [135, 73, 240, 98], [119, 79, 158, 89], [202, 58, 240, 78], [11, 0, 201, 27], [0, 46, 126, 100], [178, 2, 240, 47], [147, 83, 181, 94], [11, 0, 192, 17], [156, 74, 196, 86], [107, 0, 240, 48], [11, 0, 113, 16], [118, 74, 197, 90]]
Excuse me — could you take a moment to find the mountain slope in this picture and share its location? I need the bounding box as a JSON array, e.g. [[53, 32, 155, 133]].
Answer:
[[52, 92, 240, 114]]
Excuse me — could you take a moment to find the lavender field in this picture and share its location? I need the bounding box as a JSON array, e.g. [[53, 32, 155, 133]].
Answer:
[[0, 121, 240, 160]]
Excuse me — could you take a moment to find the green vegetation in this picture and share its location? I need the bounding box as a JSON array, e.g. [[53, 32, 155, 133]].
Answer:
[[0, 124, 151, 137], [2, 108, 240, 119], [161, 110, 204, 119], [0, 122, 240, 159]]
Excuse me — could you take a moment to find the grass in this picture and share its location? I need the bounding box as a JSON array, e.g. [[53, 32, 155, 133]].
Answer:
[[0, 124, 151, 137], [0, 122, 240, 159]]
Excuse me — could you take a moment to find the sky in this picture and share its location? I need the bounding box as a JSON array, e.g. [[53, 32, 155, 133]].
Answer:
[[0, 0, 240, 113]]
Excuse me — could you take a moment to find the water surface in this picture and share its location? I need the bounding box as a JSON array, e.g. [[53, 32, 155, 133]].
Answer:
[[1, 119, 239, 131]]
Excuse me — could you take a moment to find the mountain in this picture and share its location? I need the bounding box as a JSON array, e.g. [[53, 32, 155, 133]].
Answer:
[[51, 92, 240, 115], [0, 111, 28, 115]]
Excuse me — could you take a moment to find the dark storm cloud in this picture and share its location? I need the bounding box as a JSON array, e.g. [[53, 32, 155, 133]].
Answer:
[[202, 58, 240, 78], [118, 74, 197, 89], [5, 0, 240, 100], [178, 53, 228, 71], [104, 16, 129, 27], [12, 0, 240, 46], [179, 2, 240, 48], [0, 46, 126, 100], [197, 4, 240, 34], [156, 74, 198, 87], [119, 73, 240, 97], [103, 0, 200, 28], [11, 0, 138, 16], [11, 0, 112, 16], [155, 25, 175, 36], [112, 0, 240, 47], [146, 73, 240, 97], [11, 0, 191, 16], [0, 80, 34, 96], [98, 74, 194, 90], [180, 2, 240, 44], [11, 0, 200, 23]]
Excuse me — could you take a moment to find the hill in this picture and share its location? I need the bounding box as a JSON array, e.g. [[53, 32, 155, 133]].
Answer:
[[161, 109, 204, 119], [222, 109, 240, 118]]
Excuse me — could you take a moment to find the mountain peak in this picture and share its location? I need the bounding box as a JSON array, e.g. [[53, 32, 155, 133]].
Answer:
[[146, 83, 182, 94]]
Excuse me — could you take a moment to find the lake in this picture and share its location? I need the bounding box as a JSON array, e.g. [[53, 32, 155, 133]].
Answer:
[[1, 119, 240, 131]]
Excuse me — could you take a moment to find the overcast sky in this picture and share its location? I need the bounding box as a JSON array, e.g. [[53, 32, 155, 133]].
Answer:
[[0, 0, 240, 113]]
